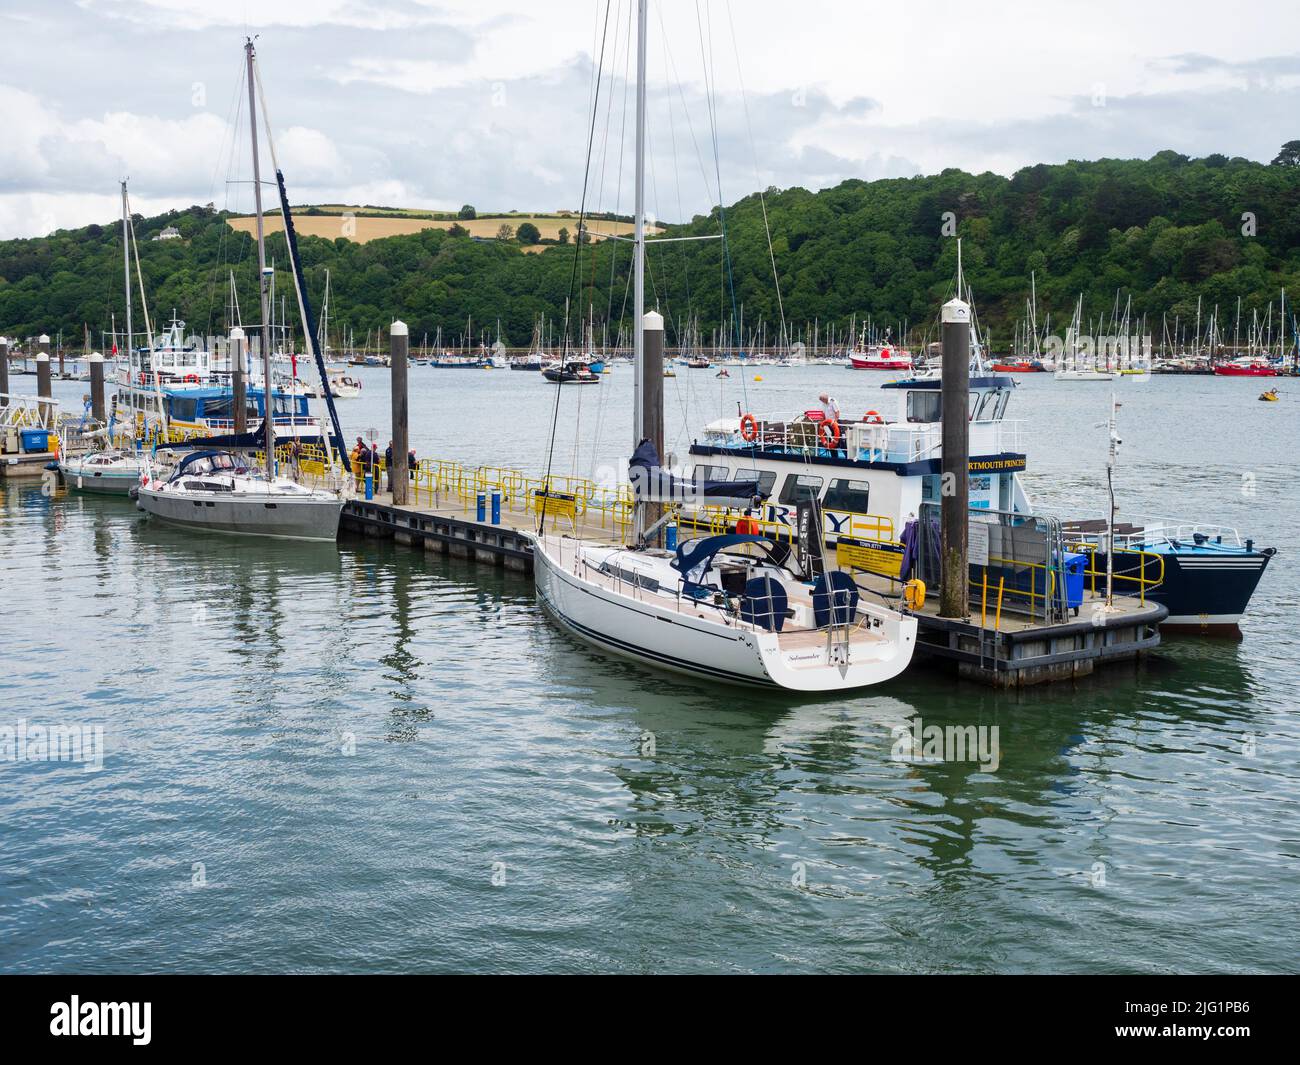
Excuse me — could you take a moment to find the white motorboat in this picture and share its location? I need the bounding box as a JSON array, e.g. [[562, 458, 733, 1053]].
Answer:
[[1054, 368, 1114, 381], [137, 449, 344, 541]]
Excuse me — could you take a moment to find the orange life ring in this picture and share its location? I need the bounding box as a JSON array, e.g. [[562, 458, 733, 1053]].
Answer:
[[863, 410, 884, 424], [183, 373, 199, 384], [819, 418, 841, 449], [138, 372, 146, 385], [739, 413, 759, 442]]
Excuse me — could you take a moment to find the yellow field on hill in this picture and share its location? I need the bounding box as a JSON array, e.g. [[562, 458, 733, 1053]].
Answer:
[[226, 209, 659, 246]]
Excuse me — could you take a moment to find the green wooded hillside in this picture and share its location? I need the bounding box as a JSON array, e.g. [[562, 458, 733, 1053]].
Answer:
[[2, 148, 1298, 348]]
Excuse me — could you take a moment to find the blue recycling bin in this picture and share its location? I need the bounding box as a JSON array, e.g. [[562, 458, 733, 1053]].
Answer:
[[491, 491, 501, 524], [476, 492, 486, 522], [1062, 551, 1086, 612], [20, 428, 50, 452]]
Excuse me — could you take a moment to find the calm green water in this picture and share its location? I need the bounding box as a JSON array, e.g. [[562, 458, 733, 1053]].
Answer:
[[1, 367, 1296, 973]]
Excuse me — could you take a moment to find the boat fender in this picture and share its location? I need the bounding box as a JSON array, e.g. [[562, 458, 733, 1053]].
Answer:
[[903, 578, 926, 611], [740, 413, 759, 442], [818, 418, 841, 449]]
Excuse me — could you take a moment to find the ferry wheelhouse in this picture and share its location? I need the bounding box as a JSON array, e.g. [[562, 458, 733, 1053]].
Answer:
[[686, 376, 1028, 580]]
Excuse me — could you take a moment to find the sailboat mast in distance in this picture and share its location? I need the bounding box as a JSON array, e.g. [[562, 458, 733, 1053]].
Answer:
[[245, 37, 275, 478]]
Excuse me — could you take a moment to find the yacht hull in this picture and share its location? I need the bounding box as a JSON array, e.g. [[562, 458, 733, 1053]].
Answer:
[[533, 537, 916, 691], [57, 462, 141, 496], [137, 486, 343, 541]]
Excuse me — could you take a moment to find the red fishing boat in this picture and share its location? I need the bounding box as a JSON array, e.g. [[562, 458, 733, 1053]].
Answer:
[[1213, 358, 1276, 377]]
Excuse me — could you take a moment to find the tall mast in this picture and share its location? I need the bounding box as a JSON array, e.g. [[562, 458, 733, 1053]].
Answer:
[[121, 181, 132, 362], [245, 38, 274, 478], [632, 0, 647, 448]]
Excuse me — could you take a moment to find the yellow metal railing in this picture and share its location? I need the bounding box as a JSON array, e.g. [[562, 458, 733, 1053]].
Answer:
[[1067, 543, 1165, 606]]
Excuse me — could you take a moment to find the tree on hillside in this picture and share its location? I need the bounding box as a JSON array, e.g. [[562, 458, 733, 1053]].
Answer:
[[458, 204, 477, 219], [557, 227, 569, 244], [516, 222, 541, 245], [1271, 141, 1300, 167], [496, 223, 515, 241], [447, 222, 469, 238]]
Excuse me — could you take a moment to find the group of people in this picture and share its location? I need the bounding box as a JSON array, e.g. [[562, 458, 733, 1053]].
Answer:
[[350, 436, 417, 489]]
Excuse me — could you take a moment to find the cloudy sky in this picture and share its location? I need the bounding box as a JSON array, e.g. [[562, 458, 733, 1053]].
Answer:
[[1, 0, 1298, 239]]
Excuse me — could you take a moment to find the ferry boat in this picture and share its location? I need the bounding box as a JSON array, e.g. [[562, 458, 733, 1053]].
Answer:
[[112, 320, 326, 445], [680, 375, 1273, 633]]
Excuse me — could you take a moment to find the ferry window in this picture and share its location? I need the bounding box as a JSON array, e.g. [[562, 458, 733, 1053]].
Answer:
[[778, 474, 824, 505], [993, 391, 1010, 420], [906, 391, 941, 423], [169, 398, 197, 421], [973, 392, 997, 421], [693, 464, 730, 482], [182, 352, 197, 367], [734, 468, 777, 496], [823, 478, 871, 512], [273, 396, 295, 415]]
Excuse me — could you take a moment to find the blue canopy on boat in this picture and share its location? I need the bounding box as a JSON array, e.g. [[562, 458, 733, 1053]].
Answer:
[[670, 533, 770, 577]]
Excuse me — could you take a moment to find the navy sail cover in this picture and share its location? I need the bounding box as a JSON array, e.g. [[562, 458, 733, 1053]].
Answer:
[[629, 439, 762, 503]]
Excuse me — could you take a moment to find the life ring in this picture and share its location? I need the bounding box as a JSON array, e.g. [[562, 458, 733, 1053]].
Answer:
[[183, 373, 199, 384], [863, 410, 884, 424], [740, 413, 759, 442], [818, 418, 841, 449], [138, 372, 147, 385]]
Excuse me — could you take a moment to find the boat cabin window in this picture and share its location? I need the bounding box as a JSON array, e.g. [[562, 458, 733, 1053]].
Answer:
[[906, 390, 942, 423], [693, 464, 731, 482], [168, 397, 198, 422], [822, 478, 871, 513], [203, 395, 259, 420], [778, 473, 824, 505], [734, 468, 778, 497]]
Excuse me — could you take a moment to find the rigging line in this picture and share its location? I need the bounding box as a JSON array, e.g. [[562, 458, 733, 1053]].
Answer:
[[696, 0, 754, 465], [586, 0, 625, 342], [724, 0, 786, 354], [201, 53, 249, 340], [656, 17, 693, 354], [539, 0, 615, 535]]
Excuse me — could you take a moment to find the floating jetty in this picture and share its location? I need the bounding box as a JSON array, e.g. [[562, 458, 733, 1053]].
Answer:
[[339, 467, 1165, 689]]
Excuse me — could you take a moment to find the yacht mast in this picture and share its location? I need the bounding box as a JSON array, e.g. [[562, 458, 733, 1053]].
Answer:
[[245, 38, 275, 478], [120, 181, 133, 363], [632, 0, 647, 449]]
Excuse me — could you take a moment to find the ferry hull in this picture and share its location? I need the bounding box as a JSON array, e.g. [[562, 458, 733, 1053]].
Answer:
[[137, 487, 343, 541]]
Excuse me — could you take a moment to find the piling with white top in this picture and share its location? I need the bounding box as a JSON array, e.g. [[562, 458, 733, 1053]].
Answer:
[[35, 350, 53, 426], [89, 352, 105, 423], [0, 336, 9, 407], [939, 297, 971, 619], [229, 327, 247, 435], [390, 320, 409, 505]]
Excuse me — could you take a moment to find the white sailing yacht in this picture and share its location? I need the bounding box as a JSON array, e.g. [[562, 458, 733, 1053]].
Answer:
[[531, 0, 917, 691], [136, 39, 346, 541], [59, 181, 153, 495]]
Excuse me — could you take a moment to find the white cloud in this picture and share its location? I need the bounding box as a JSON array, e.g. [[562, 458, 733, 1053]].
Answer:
[[2, 1, 1299, 238]]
